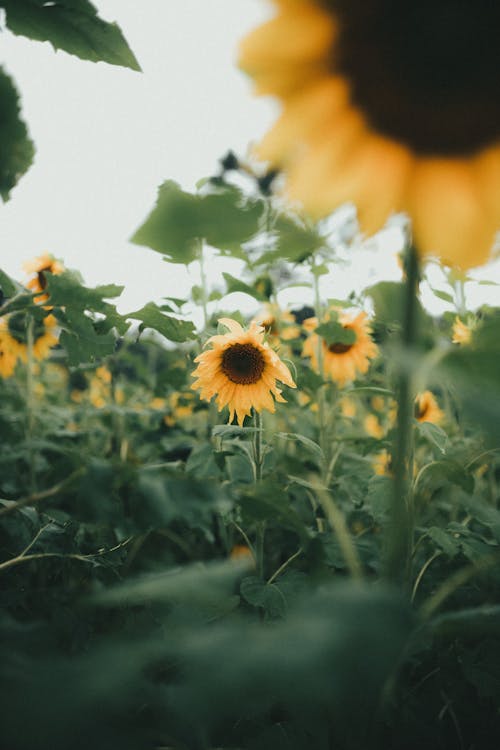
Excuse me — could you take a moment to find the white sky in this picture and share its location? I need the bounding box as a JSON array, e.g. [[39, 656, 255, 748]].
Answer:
[[1, 0, 498, 321]]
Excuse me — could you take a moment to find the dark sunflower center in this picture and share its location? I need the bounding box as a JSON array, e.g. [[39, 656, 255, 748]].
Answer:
[[320, 0, 500, 155], [221, 343, 265, 385], [328, 342, 353, 354], [415, 401, 427, 420], [36, 266, 51, 290]]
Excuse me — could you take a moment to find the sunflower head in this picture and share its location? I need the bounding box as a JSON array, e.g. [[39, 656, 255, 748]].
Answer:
[[240, 0, 500, 269], [191, 317, 296, 426], [451, 316, 473, 345], [24, 253, 65, 303], [414, 390, 444, 425], [0, 329, 17, 378], [302, 309, 378, 386]]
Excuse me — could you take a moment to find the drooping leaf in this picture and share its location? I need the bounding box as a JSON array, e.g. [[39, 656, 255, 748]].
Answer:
[[0, 66, 35, 201], [2, 0, 141, 70], [126, 302, 196, 342]]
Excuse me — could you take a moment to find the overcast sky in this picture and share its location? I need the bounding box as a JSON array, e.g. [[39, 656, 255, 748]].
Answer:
[[1, 0, 498, 320]]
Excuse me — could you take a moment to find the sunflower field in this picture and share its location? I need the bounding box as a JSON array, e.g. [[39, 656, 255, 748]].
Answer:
[[2, 2, 500, 750]]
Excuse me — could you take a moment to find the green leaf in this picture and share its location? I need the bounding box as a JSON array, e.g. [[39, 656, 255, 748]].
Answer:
[[416, 460, 474, 494], [429, 287, 454, 304], [46, 272, 123, 309], [366, 476, 393, 523], [126, 302, 196, 342], [427, 526, 460, 558], [258, 214, 324, 265], [58, 309, 117, 365], [441, 315, 500, 444], [222, 272, 267, 301], [131, 180, 264, 263], [366, 281, 430, 333], [315, 320, 357, 347], [416, 421, 448, 454], [0, 66, 35, 201], [2, 0, 141, 70], [276, 432, 324, 459], [240, 576, 287, 619], [0, 267, 23, 298]]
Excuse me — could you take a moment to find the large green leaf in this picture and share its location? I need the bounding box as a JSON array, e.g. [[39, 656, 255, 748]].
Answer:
[[131, 180, 264, 263], [1, 0, 141, 70], [257, 214, 324, 265], [126, 302, 196, 343], [0, 67, 35, 201]]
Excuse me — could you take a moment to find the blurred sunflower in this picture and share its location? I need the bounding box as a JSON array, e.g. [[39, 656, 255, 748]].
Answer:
[[451, 316, 472, 344], [302, 310, 377, 386], [23, 253, 64, 303], [414, 390, 444, 424], [0, 328, 17, 378], [2, 311, 59, 363], [240, 0, 500, 269], [191, 317, 296, 426]]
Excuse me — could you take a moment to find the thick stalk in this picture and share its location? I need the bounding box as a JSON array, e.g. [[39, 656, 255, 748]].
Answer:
[[385, 244, 419, 585]]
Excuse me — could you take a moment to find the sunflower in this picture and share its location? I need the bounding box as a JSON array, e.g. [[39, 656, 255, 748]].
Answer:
[[451, 316, 472, 345], [191, 317, 296, 425], [252, 303, 301, 342], [239, 0, 500, 269], [23, 253, 64, 303], [2, 311, 59, 363], [302, 310, 378, 386], [0, 329, 17, 378], [414, 390, 444, 425]]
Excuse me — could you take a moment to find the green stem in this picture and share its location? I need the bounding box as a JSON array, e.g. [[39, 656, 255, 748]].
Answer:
[[26, 317, 36, 494], [311, 259, 330, 480], [253, 409, 263, 482], [252, 409, 266, 577], [198, 241, 209, 331], [385, 244, 420, 586]]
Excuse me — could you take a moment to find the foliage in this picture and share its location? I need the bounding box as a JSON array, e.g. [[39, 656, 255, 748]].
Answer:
[[2, 154, 500, 749], [0, 0, 139, 199]]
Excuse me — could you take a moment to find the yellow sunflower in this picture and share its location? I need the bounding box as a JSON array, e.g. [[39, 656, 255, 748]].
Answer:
[[252, 303, 301, 342], [191, 317, 296, 426], [302, 310, 378, 386], [2, 311, 59, 363], [0, 329, 17, 378], [451, 316, 472, 345], [239, 0, 500, 269], [23, 253, 64, 303], [414, 390, 444, 425]]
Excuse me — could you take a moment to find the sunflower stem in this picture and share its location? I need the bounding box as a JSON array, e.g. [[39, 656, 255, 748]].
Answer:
[[198, 241, 209, 331], [253, 409, 263, 482], [26, 316, 37, 494], [252, 409, 266, 577], [311, 258, 330, 483], [385, 243, 419, 586]]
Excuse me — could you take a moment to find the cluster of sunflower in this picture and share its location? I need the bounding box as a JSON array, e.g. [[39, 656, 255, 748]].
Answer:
[[191, 305, 382, 425], [191, 304, 449, 437], [0, 254, 63, 379]]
